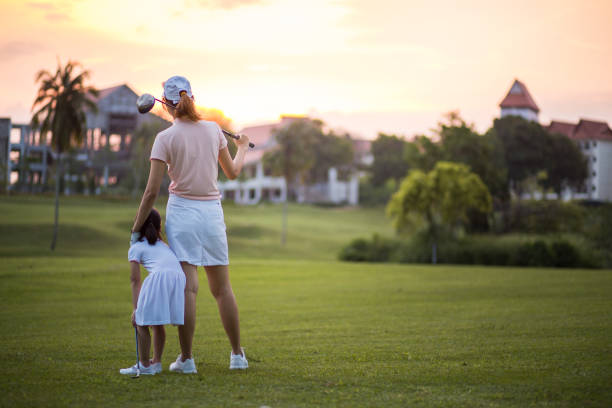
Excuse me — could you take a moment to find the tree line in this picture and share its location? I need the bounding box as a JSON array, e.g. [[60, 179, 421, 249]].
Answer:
[[364, 111, 587, 212]]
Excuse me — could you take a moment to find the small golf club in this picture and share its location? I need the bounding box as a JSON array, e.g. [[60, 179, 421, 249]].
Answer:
[[136, 93, 255, 148], [132, 326, 140, 379]]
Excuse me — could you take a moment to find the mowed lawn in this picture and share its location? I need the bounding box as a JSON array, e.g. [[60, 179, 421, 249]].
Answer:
[[0, 195, 611, 407]]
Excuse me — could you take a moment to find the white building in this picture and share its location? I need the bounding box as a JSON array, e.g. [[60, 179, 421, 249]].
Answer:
[[499, 79, 540, 122], [548, 119, 612, 201], [218, 116, 362, 205]]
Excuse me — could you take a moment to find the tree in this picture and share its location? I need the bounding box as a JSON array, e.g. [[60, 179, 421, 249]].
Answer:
[[406, 114, 508, 201], [386, 162, 492, 263], [129, 120, 170, 196], [493, 116, 549, 195], [542, 132, 588, 198], [263, 119, 320, 244], [307, 130, 354, 183], [31, 60, 98, 250], [370, 133, 409, 185]]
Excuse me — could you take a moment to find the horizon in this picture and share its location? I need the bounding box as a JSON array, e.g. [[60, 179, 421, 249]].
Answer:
[[1, 0, 611, 140]]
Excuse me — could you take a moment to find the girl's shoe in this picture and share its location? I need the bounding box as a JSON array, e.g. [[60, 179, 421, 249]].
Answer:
[[169, 355, 197, 374], [119, 363, 156, 375], [229, 348, 248, 370]]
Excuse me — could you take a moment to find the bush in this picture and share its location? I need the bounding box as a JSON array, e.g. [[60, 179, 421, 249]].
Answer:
[[339, 234, 601, 268], [358, 177, 397, 207], [506, 200, 586, 234], [338, 234, 398, 262]]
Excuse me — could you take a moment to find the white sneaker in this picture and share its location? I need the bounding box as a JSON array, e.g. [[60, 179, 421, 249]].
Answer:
[[229, 348, 248, 370], [119, 362, 156, 375], [149, 361, 162, 374], [169, 355, 197, 374]]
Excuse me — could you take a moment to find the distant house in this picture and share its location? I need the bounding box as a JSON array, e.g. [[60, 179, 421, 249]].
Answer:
[[499, 79, 540, 122], [548, 119, 612, 201], [218, 116, 365, 205], [2, 84, 168, 193]]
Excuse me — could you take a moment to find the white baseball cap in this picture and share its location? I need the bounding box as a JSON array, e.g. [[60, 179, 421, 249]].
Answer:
[[163, 75, 193, 105]]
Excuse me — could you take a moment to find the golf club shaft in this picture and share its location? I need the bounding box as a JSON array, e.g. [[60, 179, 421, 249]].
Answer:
[[134, 326, 140, 373], [222, 130, 255, 148], [155, 98, 255, 148]]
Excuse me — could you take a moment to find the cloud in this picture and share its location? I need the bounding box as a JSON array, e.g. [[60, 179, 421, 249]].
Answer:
[[185, 0, 265, 10], [26, 1, 56, 10], [26, 1, 73, 21], [45, 12, 71, 21], [0, 41, 45, 61]]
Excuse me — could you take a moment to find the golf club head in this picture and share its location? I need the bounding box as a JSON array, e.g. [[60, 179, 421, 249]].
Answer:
[[136, 93, 156, 114]]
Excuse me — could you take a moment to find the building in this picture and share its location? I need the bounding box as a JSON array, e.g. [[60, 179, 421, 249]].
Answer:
[[499, 79, 540, 122], [218, 116, 362, 205], [499, 79, 612, 202], [548, 119, 612, 201], [1, 84, 168, 193]]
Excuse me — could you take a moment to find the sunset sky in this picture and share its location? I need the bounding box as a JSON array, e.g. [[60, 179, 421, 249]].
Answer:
[[1, 0, 611, 139]]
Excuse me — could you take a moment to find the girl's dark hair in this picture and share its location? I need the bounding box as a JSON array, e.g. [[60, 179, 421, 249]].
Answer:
[[139, 208, 162, 245]]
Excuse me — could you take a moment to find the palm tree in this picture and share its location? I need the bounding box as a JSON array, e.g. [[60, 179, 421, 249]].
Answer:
[[31, 60, 98, 250]]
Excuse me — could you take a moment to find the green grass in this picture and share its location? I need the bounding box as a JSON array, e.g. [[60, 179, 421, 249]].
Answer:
[[0, 195, 611, 407]]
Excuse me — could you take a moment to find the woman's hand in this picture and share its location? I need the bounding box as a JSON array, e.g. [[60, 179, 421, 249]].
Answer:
[[131, 310, 137, 328], [234, 133, 250, 148]]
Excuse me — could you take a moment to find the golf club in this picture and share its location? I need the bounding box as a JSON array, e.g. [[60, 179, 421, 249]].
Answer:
[[132, 326, 140, 379], [136, 93, 255, 148]]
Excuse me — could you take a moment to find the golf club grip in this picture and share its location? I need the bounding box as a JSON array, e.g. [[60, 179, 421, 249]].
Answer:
[[222, 130, 255, 148]]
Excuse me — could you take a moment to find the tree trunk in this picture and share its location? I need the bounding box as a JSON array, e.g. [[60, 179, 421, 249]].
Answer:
[[281, 194, 288, 246], [50, 154, 61, 251], [431, 241, 437, 265]]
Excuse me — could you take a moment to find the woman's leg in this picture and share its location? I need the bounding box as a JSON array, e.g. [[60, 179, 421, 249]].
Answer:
[[178, 262, 198, 360], [137, 325, 151, 366], [151, 325, 165, 364], [204, 265, 241, 355]]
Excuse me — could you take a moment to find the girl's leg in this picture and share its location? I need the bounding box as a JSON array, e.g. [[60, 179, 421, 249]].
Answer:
[[151, 325, 165, 364], [178, 262, 198, 360], [137, 325, 151, 367], [204, 265, 241, 355]]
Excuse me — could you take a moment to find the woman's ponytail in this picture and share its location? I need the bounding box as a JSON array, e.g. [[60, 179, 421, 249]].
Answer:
[[175, 91, 202, 122], [138, 208, 162, 245]]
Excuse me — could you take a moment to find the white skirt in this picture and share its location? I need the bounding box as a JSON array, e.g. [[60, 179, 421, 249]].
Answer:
[[135, 269, 185, 326], [165, 194, 229, 266]]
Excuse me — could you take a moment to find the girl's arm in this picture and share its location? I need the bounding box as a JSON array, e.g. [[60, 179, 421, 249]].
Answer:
[[219, 134, 250, 180], [130, 261, 141, 327], [132, 159, 166, 233]]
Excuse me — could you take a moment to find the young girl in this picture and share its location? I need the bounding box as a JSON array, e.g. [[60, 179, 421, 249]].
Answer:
[[119, 208, 186, 375]]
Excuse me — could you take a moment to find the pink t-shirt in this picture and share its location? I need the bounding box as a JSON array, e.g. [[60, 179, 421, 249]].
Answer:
[[150, 119, 228, 201]]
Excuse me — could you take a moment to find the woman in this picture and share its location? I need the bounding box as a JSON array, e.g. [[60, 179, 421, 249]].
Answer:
[[131, 75, 250, 372]]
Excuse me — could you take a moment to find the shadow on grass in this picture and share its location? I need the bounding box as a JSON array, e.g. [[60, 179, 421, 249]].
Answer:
[[0, 224, 120, 257]]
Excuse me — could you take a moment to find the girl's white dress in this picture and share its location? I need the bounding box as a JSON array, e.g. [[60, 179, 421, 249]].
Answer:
[[128, 240, 186, 326]]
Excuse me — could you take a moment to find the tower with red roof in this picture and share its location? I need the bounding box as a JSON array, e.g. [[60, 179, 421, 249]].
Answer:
[[499, 79, 540, 122]]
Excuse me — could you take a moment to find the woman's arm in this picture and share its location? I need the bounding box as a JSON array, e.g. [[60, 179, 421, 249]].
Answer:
[[130, 261, 141, 327], [219, 134, 250, 180], [131, 159, 166, 232]]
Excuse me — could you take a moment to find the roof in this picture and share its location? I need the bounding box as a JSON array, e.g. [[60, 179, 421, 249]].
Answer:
[[239, 116, 307, 165], [91, 84, 138, 103], [499, 79, 540, 113], [239, 123, 279, 148], [352, 138, 372, 156], [547, 119, 612, 142]]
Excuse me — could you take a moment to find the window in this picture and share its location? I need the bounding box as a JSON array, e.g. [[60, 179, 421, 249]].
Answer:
[[592, 185, 596, 191], [593, 141, 597, 147], [593, 171, 596, 177], [584, 141, 590, 149], [593, 156, 597, 162]]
